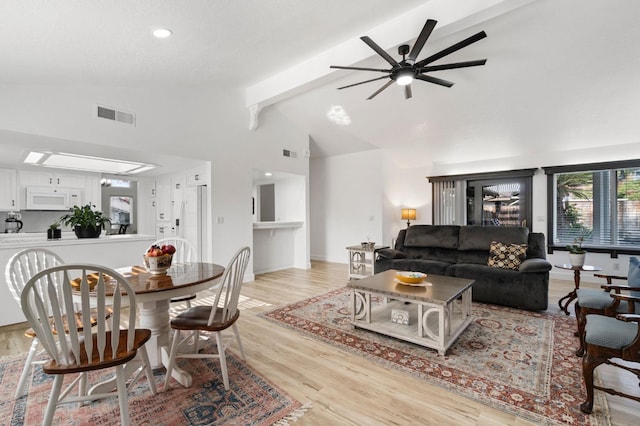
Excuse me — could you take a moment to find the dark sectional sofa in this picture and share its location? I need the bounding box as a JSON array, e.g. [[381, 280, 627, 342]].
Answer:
[[375, 225, 552, 310]]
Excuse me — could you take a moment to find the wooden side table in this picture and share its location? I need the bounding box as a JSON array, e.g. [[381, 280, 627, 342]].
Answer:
[[555, 264, 602, 315], [346, 244, 388, 279]]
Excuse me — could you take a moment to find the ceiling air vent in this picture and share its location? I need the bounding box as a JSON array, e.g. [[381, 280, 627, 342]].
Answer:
[[283, 149, 297, 158], [96, 105, 136, 125]]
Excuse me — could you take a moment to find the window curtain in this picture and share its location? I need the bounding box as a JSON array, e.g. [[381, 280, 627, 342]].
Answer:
[[432, 180, 465, 225]]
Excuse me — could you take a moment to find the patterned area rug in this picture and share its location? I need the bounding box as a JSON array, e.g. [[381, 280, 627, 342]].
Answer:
[[0, 343, 309, 425], [260, 287, 611, 426]]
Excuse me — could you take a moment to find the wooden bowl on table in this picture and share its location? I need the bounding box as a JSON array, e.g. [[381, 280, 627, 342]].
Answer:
[[395, 271, 427, 284]]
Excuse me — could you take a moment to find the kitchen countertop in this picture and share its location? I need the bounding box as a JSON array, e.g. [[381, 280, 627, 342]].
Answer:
[[0, 232, 158, 326], [253, 221, 304, 229], [0, 232, 156, 249]]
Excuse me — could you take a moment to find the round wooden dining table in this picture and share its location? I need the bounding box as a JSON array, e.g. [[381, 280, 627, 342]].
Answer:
[[89, 262, 225, 390]]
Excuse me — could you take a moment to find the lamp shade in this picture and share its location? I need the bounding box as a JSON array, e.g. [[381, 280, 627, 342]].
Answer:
[[401, 208, 416, 221]]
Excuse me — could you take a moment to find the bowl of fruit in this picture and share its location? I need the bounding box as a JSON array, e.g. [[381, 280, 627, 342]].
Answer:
[[143, 244, 176, 275], [395, 271, 427, 284]]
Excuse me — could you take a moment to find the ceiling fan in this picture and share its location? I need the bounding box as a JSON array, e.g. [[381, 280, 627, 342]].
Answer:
[[330, 19, 487, 100]]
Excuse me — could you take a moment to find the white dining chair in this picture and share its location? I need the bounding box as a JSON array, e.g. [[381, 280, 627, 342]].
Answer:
[[5, 248, 65, 398], [164, 247, 250, 391], [20, 263, 157, 426], [153, 237, 198, 308]]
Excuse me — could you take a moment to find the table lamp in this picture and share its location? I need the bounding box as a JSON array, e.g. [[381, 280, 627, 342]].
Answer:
[[401, 208, 416, 228]]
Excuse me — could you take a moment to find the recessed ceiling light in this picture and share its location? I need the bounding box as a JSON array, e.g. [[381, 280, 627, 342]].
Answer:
[[24, 151, 156, 175], [264, 172, 273, 177], [153, 28, 173, 39]]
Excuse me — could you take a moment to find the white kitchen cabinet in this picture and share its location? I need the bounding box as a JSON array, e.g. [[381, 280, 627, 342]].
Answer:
[[0, 168, 18, 211], [156, 223, 170, 240], [83, 174, 102, 209], [136, 179, 157, 236], [18, 170, 99, 209], [155, 176, 171, 222], [19, 170, 86, 188], [186, 165, 209, 186], [171, 173, 186, 235]]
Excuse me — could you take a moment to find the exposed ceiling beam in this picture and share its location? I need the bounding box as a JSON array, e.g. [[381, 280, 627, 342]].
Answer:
[[245, 0, 537, 129]]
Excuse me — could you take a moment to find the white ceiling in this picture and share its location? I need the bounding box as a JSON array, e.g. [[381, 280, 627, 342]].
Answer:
[[0, 0, 426, 87], [2, 0, 639, 167]]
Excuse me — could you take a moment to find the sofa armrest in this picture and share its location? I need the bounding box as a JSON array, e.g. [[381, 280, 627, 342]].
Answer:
[[519, 258, 552, 273], [376, 248, 406, 259]]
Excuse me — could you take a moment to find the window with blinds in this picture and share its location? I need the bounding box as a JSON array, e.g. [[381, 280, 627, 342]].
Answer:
[[544, 161, 640, 254], [432, 180, 458, 225], [429, 169, 535, 228]]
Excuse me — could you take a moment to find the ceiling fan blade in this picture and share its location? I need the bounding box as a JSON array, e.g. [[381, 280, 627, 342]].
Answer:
[[337, 75, 390, 90], [360, 36, 399, 66], [419, 59, 487, 72], [408, 19, 437, 62], [330, 65, 390, 73], [404, 84, 413, 100], [367, 80, 394, 100], [416, 74, 454, 88], [415, 31, 487, 67]]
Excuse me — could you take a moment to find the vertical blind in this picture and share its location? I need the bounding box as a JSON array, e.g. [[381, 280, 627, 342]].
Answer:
[[432, 180, 465, 225]]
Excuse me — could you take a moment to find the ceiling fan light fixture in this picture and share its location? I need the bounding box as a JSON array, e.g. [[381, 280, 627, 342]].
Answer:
[[329, 19, 487, 100], [396, 73, 414, 86]]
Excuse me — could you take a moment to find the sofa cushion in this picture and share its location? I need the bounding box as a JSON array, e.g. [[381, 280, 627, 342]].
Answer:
[[388, 259, 451, 276], [458, 225, 528, 251], [487, 241, 528, 270], [377, 248, 405, 259], [404, 246, 459, 264], [519, 258, 553, 273], [404, 225, 460, 249]]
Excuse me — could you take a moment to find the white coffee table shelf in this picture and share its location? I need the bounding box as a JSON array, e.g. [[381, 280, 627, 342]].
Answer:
[[347, 270, 474, 356]]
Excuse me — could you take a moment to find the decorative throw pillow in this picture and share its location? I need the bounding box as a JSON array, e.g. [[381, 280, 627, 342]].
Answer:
[[487, 241, 528, 270]]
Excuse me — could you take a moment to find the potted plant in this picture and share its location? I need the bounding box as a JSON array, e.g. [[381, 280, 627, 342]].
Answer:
[[47, 222, 62, 240], [59, 204, 111, 239], [566, 235, 586, 267]]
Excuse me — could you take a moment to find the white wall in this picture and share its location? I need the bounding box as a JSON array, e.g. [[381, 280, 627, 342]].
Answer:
[[310, 150, 384, 263], [0, 85, 311, 279], [275, 176, 306, 221], [311, 144, 640, 283]]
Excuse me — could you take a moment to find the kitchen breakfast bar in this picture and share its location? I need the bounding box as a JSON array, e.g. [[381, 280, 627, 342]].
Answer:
[[0, 232, 156, 326]]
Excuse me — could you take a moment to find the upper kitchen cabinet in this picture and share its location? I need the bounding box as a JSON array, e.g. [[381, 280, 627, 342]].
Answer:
[[84, 175, 102, 210], [18, 170, 101, 210], [19, 170, 86, 188], [155, 175, 171, 222], [171, 173, 186, 229], [0, 168, 18, 211], [186, 165, 210, 187]]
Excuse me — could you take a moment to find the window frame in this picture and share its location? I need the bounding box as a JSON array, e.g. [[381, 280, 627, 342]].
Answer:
[[428, 168, 536, 229], [543, 159, 640, 258]]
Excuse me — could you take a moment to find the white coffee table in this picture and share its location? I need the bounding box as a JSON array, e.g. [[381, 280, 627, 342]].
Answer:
[[347, 269, 474, 355]]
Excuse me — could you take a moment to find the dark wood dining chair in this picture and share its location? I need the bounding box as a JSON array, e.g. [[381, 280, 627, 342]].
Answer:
[[574, 257, 640, 356], [20, 264, 157, 426], [580, 292, 640, 413], [164, 246, 251, 391]]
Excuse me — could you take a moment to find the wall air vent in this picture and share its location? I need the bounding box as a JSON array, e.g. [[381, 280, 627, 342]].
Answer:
[[283, 149, 297, 158], [96, 105, 136, 125]]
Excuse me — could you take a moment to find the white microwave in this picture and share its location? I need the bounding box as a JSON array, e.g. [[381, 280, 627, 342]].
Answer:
[[25, 186, 84, 210]]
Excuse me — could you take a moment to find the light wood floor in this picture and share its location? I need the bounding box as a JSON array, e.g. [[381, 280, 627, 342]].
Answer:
[[1, 261, 638, 425]]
